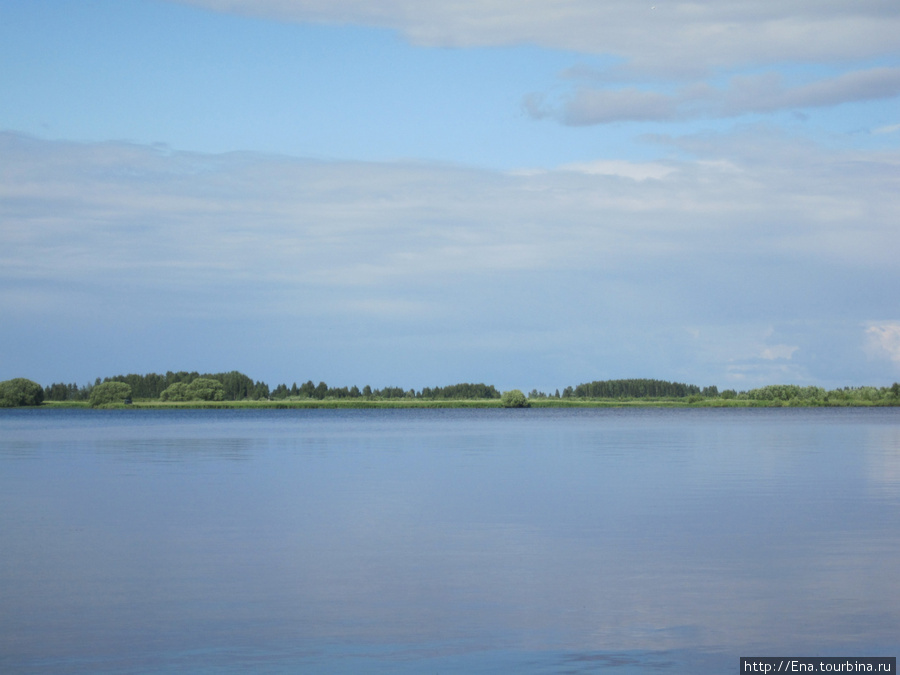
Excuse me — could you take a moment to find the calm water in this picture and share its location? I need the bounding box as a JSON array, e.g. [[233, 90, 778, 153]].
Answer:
[[1, 407, 898, 674]]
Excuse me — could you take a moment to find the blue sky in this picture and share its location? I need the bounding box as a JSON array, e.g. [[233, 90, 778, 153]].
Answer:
[[2, 0, 899, 392]]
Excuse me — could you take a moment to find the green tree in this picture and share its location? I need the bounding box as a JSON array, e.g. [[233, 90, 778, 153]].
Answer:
[[186, 378, 225, 401], [0, 378, 45, 407], [500, 389, 529, 408], [159, 378, 225, 401], [421, 383, 500, 400], [44, 382, 70, 401], [160, 382, 190, 401], [746, 384, 801, 401], [252, 381, 270, 400], [572, 379, 701, 399], [215, 371, 255, 400], [90, 381, 132, 407]]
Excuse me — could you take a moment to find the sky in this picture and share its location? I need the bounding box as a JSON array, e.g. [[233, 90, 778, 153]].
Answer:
[[1, 0, 899, 392]]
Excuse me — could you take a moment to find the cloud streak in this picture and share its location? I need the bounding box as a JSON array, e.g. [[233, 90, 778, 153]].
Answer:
[[2, 130, 898, 386], [170, 1, 900, 131], [3, 131, 896, 297], [867, 324, 900, 364], [171, 1, 900, 75], [527, 67, 900, 125]]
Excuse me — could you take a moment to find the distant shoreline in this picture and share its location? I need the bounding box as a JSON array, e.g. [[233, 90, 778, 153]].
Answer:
[[17, 375, 895, 409], [35, 399, 900, 410]]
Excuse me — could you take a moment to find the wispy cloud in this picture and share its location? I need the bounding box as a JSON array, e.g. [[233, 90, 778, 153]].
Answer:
[[760, 345, 799, 361], [172, 1, 900, 75], [2, 130, 898, 386], [527, 67, 900, 125], [554, 160, 675, 181], [866, 323, 900, 364], [4, 129, 898, 295], [170, 1, 900, 131]]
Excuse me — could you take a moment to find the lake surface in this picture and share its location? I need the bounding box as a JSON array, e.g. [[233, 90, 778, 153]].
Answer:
[[1, 407, 898, 674]]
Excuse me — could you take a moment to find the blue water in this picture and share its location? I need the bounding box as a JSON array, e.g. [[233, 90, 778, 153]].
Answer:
[[1, 407, 898, 673]]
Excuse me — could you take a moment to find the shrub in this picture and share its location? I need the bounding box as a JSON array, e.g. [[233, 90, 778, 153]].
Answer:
[[90, 381, 132, 407], [160, 381, 190, 401], [0, 378, 45, 407], [160, 378, 225, 401], [500, 389, 529, 408], [185, 378, 225, 401]]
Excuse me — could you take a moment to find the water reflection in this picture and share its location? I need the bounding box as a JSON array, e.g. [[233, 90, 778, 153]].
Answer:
[[1, 407, 898, 674], [94, 437, 254, 462], [865, 424, 900, 500]]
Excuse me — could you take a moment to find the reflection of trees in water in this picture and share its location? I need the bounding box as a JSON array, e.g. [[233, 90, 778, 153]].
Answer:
[[866, 426, 900, 497], [96, 437, 255, 462], [0, 440, 43, 457]]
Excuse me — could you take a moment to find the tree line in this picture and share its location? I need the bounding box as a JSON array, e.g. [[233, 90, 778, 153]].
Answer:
[[269, 381, 501, 401], [2, 373, 899, 407], [35, 371, 502, 404], [41, 371, 269, 402], [570, 379, 714, 399]]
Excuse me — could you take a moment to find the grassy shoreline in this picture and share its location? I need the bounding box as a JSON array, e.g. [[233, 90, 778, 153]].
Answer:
[[36, 398, 900, 410]]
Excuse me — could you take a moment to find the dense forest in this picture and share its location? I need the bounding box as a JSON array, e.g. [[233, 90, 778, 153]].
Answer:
[[35, 371, 501, 403], [43, 371, 269, 402], [568, 379, 713, 398], [1, 372, 898, 407]]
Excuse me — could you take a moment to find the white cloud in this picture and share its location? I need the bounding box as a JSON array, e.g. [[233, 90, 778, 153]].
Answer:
[[166, 1, 900, 133], [683, 325, 811, 385], [2, 130, 898, 386], [172, 1, 900, 76], [760, 345, 799, 361], [555, 160, 675, 181], [3, 129, 898, 299], [866, 323, 900, 364], [724, 362, 808, 386], [529, 67, 900, 125]]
